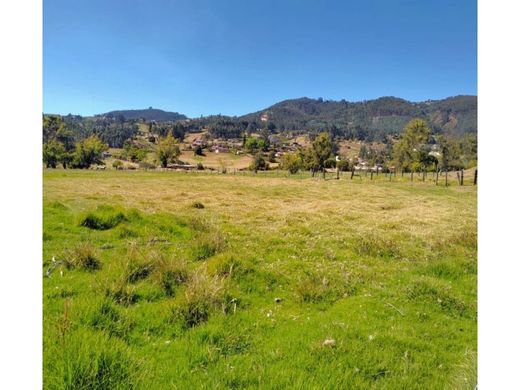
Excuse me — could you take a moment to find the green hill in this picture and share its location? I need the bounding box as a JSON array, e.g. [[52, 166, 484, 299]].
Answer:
[[100, 107, 187, 122], [239, 95, 477, 137]]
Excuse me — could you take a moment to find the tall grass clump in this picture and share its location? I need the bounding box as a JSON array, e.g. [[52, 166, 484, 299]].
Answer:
[[105, 280, 140, 306], [78, 205, 128, 230], [207, 254, 254, 278], [407, 277, 470, 316], [65, 243, 102, 271], [172, 270, 233, 328], [54, 329, 143, 389], [190, 232, 226, 261], [153, 256, 189, 297], [295, 271, 356, 304], [448, 349, 477, 390], [355, 234, 402, 259], [90, 300, 134, 341], [124, 249, 154, 284]]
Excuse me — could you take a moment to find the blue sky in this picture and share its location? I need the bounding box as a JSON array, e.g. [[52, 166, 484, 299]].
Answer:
[[43, 0, 477, 117]]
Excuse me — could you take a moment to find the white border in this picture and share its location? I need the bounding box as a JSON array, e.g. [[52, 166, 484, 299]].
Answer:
[[0, 0, 42, 388]]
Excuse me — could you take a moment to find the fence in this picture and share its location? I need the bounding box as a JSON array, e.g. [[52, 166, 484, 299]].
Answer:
[[148, 166, 477, 186]]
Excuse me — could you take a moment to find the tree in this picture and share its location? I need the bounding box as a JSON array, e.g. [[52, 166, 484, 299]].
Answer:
[[43, 140, 65, 168], [194, 145, 204, 156], [281, 153, 302, 174], [156, 132, 181, 168], [249, 153, 268, 172], [393, 119, 432, 171], [437, 135, 462, 170], [308, 132, 334, 177], [71, 135, 108, 169]]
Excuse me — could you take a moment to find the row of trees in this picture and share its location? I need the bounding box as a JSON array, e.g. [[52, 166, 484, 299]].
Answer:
[[43, 135, 108, 169]]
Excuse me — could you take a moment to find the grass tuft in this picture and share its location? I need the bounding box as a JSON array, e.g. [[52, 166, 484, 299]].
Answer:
[[90, 301, 134, 341], [65, 243, 102, 271], [190, 232, 226, 261], [172, 270, 233, 328], [78, 206, 128, 230], [55, 329, 143, 389], [407, 277, 469, 316]]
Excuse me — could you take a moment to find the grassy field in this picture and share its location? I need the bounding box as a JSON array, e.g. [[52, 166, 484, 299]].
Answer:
[[43, 170, 477, 389]]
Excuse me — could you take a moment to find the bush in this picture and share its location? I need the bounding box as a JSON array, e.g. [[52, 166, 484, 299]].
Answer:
[[112, 160, 124, 170], [196, 162, 204, 170], [336, 159, 350, 171], [139, 161, 155, 170], [249, 153, 268, 172], [192, 201, 205, 209], [281, 153, 302, 174], [65, 243, 102, 271]]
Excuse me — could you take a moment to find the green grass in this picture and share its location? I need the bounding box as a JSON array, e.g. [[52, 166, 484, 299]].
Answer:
[[43, 169, 477, 389]]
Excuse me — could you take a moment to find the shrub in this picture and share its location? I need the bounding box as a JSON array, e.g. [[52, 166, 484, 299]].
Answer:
[[281, 153, 302, 174], [65, 243, 101, 271], [78, 207, 127, 230], [172, 270, 232, 328], [196, 162, 205, 170], [192, 201, 205, 209], [139, 161, 156, 170], [112, 160, 124, 170], [249, 153, 268, 172], [194, 146, 204, 156], [336, 159, 350, 171]]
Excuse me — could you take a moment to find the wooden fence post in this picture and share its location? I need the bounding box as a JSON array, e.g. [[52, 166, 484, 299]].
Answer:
[[445, 170, 448, 187], [351, 168, 355, 180], [460, 169, 464, 186], [370, 171, 373, 180], [474, 169, 478, 185], [411, 172, 414, 182], [435, 170, 439, 186]]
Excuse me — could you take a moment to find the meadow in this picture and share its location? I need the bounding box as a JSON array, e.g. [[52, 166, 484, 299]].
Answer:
[[43, 170, 477, 389]]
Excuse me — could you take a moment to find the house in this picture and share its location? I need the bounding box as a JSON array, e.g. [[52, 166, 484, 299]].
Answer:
[[210, 144, 230, 153], [192, 138, 206, 148]]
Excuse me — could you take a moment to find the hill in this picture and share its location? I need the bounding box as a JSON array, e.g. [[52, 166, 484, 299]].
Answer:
[[99, 107, 187, 122], [239, 95, 477, 137]]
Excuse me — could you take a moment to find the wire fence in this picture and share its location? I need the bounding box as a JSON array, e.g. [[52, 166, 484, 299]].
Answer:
[[141, 166, 477, 186]]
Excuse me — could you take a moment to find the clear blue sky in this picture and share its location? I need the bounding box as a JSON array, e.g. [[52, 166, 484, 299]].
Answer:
[[43, 0, 477, 117]]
